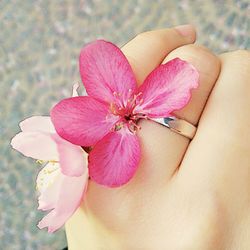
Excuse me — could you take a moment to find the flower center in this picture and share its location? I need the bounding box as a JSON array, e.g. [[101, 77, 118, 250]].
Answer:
[[110, 90, 147, 133], [36, 160, 60, 191]]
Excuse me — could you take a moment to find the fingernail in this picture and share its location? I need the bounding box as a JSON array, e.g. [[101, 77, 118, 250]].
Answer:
[[175, 24, 194, 37]]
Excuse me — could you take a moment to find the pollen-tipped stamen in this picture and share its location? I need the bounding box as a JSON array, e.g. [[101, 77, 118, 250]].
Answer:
[[128, 120, 141, 134]]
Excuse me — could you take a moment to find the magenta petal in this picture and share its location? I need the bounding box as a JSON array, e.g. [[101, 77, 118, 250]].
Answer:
[[135, 58, 199, 118], [51, 96, 119, 146], [19, 116, 55, 133], [52, 134, 87, 177], [88, 130, 141, 187], [11, 132, 59, 161], [79, 40, 137, 104], [37, 169, 88, 233]]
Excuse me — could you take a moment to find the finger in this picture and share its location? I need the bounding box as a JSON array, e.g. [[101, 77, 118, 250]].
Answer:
[[163, 45, 221, 125], [137, 44, 221, 183], [179, 50, 250, 199], [121, 25, 196, 84]]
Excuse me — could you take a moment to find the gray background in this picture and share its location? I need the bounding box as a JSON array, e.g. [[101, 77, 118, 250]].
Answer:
[[0, 0, 249, 249]]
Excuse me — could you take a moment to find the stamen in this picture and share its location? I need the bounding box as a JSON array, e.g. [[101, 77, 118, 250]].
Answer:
[[36, 159, 45, 165], [110, 103, 118, 115], [49, 160, 58, 165], [128, 120, 141, 134], [36, 162, 60, 191], [36, 159, 58, 166], [135, 113, 148, 119], [114, 122, 123, 131], [133, 122, 141, 130], [112, 91, 121, 97]]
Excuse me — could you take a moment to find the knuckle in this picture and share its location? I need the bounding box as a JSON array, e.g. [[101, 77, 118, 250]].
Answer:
[[221, 50, 250, 76], [174, 44, 215, 58], [135, 30, 169, 46], [230, 50, 250, 78], [136, 31, 152, 39], [232, 49, 250, 60], [166, 44, 220, 74], [223, 50, 250, 70]]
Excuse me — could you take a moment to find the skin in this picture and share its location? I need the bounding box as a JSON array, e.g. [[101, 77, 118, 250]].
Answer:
[[65, 25, 250, 250]]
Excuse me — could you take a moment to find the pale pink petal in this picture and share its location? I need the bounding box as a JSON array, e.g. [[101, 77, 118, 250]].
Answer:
[[52, 134, 87, 177], [11, 132, 59, 161], [79, 40, 137, 105], [37, 169, 89, 233], [88, 130, 141, 187], [36, 163, 62, 211], [71, 83, 80, 97], [135, 58, 199, 118], [51, 96, 119, 146], [19, 116, 55, 133]]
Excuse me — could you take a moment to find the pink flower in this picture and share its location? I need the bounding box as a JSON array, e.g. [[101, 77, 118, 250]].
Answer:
[[11, 115, 88, 233], [51, 40, 199, 187]]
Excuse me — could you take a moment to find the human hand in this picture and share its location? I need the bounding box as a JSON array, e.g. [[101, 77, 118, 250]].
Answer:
[[66, 25, 250, 250]]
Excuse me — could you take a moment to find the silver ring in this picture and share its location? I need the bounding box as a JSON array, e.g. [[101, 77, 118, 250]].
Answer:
[[150, 116, 196, 139]]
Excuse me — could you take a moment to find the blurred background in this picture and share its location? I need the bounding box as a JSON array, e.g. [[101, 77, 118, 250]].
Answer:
[[0, 0, 249, 249]]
